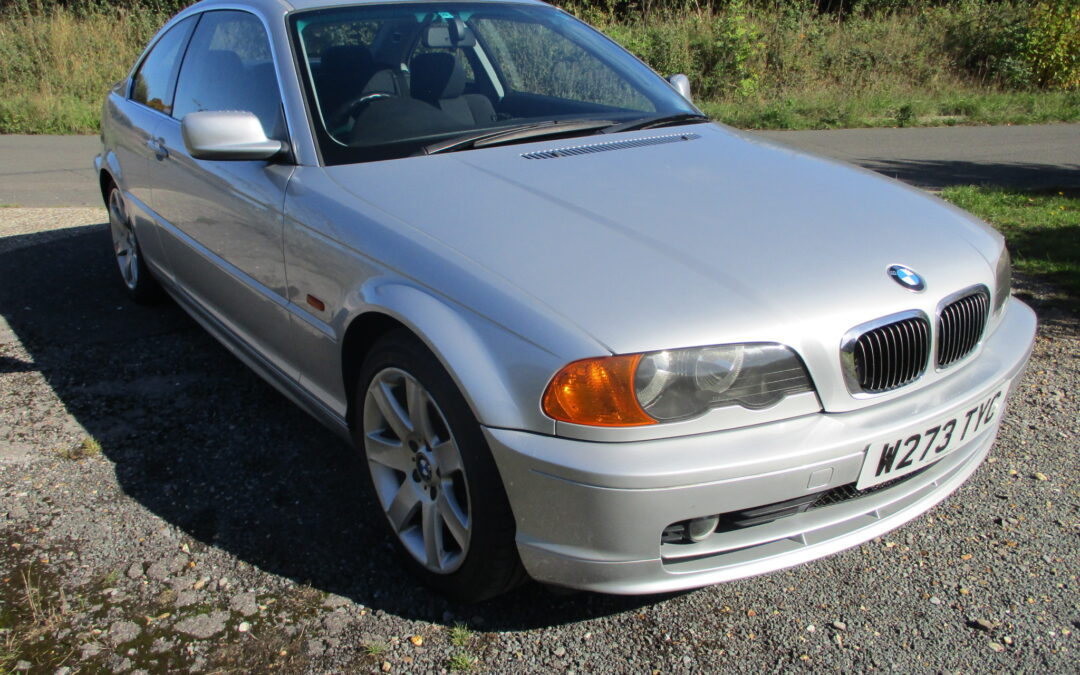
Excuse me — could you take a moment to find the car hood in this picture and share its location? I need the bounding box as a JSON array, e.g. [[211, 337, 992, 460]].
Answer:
[[325, 123, 1002, 357]]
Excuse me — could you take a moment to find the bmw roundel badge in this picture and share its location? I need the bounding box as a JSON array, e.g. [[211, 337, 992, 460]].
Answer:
[[887, 264, 925, 292]]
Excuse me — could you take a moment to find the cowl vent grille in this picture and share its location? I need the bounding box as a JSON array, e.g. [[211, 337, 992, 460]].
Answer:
[[520, 133, 700, 160]]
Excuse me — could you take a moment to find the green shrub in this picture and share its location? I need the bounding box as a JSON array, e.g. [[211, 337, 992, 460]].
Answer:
[[0, 4, 170, 133], [942, 1, 1033, 88], [598, 2, 764, 99], [1025, 0, 1080, 90]]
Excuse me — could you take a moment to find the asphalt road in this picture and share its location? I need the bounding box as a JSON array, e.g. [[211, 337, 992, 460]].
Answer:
[[1, 123, 1078, 207]]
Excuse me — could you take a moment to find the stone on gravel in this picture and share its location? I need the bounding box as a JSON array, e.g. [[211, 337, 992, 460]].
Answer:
[[237, 621, 251, 633], [126, 561, 144, 579], [229, 591, 259, 617], [832, 621, 847, 631], [106, 620, 141, 646], [970, 618, 998, 632], [989, 642, 1006, 652], [322, 609, 350, 636], [151, 638, 173, 653], [146, 555, 186, 582], [322, 593, 351, 609], [175, 611, 229, 639], [175, 590, 201, 608]]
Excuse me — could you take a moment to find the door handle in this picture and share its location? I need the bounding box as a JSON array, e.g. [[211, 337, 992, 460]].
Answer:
[[147, 137, 169, 160]]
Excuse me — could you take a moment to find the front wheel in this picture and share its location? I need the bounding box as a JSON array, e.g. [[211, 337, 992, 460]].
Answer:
[[354, 330, 525, 602], [107, 186, 162, 303]]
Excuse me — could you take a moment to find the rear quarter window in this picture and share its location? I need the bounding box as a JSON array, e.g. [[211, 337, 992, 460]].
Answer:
[[130, 15, 197, 114]]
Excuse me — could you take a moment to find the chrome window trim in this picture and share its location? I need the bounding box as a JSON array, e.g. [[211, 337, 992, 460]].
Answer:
[[840, 309, 931, 398]]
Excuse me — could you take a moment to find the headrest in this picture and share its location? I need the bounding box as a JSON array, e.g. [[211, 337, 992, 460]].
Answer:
[[201, 50, 244, 78], [411, 52, 466, 101], [424, 18, 476, 48]]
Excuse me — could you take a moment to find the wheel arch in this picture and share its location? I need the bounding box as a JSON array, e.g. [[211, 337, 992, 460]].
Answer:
[[339, 283, 560, 436], [97, 150, 124, 204], [341, 311, 409, 429], [99, 169, 117, 204]]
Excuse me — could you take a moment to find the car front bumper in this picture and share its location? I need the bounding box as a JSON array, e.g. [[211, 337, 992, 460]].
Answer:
[[484, 298, 1037, 594]]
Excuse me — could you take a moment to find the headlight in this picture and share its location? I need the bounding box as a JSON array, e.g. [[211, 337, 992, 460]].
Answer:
[[994, 247, 1012, 314], [542, 343, 814, 427], [634, 343, 813, 421]]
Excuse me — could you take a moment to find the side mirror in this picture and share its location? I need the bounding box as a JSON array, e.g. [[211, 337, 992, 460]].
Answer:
[[181, 110, 284, 161], [668, 73, 692, 102]]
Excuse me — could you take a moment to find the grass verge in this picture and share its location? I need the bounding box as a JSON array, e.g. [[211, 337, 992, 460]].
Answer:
[[701, 90, 1080, 130], [942, 186, 1080, 310]]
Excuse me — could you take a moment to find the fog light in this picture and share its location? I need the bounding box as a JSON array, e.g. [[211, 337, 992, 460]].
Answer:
[[687, 515, 720, 541]]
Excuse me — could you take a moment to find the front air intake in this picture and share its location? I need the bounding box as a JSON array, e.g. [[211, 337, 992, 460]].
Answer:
[[937, 287, 990, 368], [842, 311, 931, 394]]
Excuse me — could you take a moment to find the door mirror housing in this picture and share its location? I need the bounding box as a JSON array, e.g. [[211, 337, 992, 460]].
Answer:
[[668, 73, 692, 102], [181, 110, 284, 161]]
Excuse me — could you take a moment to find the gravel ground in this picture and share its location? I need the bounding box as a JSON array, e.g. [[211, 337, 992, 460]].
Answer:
[[1, 208, 1077, 674]]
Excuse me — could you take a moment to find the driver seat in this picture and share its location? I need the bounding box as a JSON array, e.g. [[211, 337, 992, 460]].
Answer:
[[410, 52, 496, 126], [317, 45, 405, 116]]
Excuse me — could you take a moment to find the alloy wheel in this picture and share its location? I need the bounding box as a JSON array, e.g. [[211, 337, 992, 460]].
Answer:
[[108, 189, 139, 290], [363, 367, 472, 574]]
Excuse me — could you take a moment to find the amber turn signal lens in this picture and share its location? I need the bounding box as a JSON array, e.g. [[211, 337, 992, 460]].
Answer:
[[542, 354, 656, 427]]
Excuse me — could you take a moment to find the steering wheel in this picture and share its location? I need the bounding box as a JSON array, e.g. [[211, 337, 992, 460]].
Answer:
[[329, 92, 397, 130]]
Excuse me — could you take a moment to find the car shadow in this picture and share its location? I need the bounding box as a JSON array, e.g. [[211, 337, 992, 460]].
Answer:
[[0, 222, 674, 630], [854, 158, 1080, 191]]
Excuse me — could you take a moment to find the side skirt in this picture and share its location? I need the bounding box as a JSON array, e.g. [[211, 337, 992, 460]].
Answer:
[[152, 261, 353, 444]]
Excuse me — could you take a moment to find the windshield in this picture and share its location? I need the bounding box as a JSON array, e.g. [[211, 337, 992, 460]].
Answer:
[[289, 2, 700, 164]]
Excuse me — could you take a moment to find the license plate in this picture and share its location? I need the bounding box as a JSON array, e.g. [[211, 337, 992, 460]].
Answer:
[[855, 386, 1007, 490]]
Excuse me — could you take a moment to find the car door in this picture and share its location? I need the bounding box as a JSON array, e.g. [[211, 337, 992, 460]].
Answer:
[[150, 9, 299, 378], [106, 14, 197, 269]]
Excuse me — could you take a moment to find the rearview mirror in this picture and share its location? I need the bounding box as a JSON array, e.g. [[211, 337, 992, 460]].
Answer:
[[668, 73, 692, 102], [181, 110, 284, 161]]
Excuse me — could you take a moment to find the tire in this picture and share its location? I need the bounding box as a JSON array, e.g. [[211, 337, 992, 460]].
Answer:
[[107, 185, 162, 304], [353, 330, 526, 602]]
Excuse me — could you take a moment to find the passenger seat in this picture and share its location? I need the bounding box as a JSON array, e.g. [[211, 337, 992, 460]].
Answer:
[[410, 52, 496, 126]]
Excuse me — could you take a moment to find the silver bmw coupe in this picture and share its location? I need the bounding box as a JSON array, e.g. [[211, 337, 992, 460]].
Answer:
[[96, 0, 1036, 601]]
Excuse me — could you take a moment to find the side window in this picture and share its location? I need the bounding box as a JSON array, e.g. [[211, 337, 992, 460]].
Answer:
[[130, 16, 197, 114], [172, 10, 285, 139]]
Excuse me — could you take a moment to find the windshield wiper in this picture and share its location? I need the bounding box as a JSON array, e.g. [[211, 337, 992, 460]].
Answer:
[[601, 112, 710, 135], [422, 119, 614, 155]]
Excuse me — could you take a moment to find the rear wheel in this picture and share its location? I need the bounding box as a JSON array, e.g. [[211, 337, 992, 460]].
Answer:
[[354, 330, 526, 602], [107, 185, 162, 303]]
